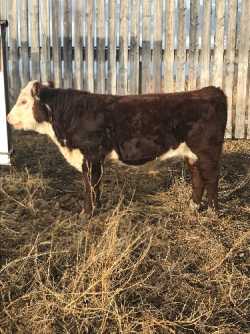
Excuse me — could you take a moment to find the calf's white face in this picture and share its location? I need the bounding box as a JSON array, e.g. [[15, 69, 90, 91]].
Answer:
[[7, 80, 43, 131], [7, 80, 84, 172]]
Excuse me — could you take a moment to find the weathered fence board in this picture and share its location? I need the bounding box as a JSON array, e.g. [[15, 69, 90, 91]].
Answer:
[[51, 0, 62, 88], [129, 0, 140, 94], [2, 0, 250, 138], [20, 0, 29, 86], [63, 0, 72, 88], [235, 1, 250, 139], [40, 0, 51, 82], [188, 0, 199, 91], [212, 0, 225, 88], [30, 0, 40, 81], [152, 0, 162, 93], [86, 0, 94, 92], [108, 0, 116, 94], [74, 0, 84, 89], [0, 1, 7, 20], [118, 0, 128, 94], [8, 0, 20, 104], [224, 0, 237, 138], [176, 0, 186, 92], [200, 0, 212, 88], [142, 0, 152, 94], [164, 0, 175, 93], [96, 0, 105, 93]]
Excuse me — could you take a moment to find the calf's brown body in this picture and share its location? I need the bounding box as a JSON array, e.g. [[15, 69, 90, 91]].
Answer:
[[8, 82, 227, 216]]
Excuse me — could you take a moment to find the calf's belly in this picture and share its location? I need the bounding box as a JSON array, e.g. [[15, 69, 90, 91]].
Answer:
[[106, 142, 198, 166]]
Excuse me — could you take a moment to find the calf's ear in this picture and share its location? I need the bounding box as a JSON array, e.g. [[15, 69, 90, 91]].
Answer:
[[43, 80, 55, 88], [31, 81, 42, 99]]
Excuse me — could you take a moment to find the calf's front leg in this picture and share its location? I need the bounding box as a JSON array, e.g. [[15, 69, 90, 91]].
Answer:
[[81, 159, 103, 217]]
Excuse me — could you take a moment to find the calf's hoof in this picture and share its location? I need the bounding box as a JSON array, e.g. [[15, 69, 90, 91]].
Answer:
[[79, 206, 95, 219], [189, 199, 200, 213]]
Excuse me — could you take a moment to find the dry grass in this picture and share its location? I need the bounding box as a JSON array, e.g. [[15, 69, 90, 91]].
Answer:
[[0, 131, 249, 334]]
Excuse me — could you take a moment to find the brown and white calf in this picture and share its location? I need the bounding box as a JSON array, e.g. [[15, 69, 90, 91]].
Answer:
[[7, 81, 227, 216]]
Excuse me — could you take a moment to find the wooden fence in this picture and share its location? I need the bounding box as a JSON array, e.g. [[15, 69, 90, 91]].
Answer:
[[0, 0, 250, 139]]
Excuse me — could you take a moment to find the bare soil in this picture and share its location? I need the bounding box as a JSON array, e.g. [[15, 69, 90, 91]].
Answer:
[[0, 131, 249, 334]]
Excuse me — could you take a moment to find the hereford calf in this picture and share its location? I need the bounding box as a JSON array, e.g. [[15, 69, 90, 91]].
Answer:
[[7, 81, 227, 216]]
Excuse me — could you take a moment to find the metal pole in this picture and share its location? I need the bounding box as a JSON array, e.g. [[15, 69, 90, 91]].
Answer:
[[0, 20, 11, 165]]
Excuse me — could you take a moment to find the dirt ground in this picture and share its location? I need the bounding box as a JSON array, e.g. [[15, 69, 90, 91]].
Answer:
[[0, 131, 249, 334]]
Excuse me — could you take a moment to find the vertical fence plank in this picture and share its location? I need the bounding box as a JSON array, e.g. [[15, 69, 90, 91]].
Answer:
[[129, 0, 140, 94], [96, 0, 105, 93], [20, 0, 29, 86], [212, 0, 225, 88], [108, 0, 116, 94], [0, 0, 6, 73], [235, 1, 250, 138], [86, 0, 94, 92], [63, 0, 72, 88], [51, 0, 62, 88], [40, 0, 51, 82], [164, 0, 175, 92], [31, 0, 40, 80], [188, 0, 198, 90], [152, 0, 162, 93], [224, 0, 237, 139], [64, 0, 73, 87], [118, 0, 128, 94], [8, 0, 20, 104], [176, 0, 186, 92], [200, 0, 211, 87], [142, 0, 152, 93], [0, 1, 7, 20], [74, 0, 84, 89]]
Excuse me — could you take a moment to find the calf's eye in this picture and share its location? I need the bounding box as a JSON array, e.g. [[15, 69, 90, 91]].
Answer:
[[21, 100, 27, 105]]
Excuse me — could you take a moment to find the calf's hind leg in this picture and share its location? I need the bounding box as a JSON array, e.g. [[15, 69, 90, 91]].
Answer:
[[197, 152, 220, 211], [186, 159, 205, 210]]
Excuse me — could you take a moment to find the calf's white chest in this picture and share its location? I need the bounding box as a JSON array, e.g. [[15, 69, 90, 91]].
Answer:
[[37, 123, 84, 172], [58, 145, 84, 172]]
